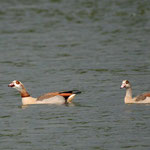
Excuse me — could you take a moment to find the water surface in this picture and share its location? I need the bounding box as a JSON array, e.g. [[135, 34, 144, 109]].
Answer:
[[0, 0, 150, 149]]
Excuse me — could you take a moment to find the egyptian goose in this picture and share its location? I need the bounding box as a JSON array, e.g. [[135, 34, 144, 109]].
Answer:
[[8, 80, 81, 105], [120, 80, 150, 104]]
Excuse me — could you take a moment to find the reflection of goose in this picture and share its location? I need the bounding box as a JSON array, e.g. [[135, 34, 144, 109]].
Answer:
[[121, 80, 150, 104], [8, 80, 81, 105]]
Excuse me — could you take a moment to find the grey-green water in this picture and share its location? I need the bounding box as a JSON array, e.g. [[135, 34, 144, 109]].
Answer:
[[0, 0, 150, 149]]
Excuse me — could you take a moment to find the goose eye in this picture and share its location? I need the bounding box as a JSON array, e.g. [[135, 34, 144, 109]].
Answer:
[[16, 81, 20, 84], [126, 80, 129, 84]]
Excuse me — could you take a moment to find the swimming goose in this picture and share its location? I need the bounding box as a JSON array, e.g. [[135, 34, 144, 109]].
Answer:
[[120, 80, 150, 104], [8, 80, 81, 105]]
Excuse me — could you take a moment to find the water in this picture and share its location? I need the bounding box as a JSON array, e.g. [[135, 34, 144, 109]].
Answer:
[[0, 0, 150, 149]]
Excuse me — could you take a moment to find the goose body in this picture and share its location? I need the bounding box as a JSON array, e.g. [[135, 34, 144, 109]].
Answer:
[[121, 80, 150, 104], [8, 80, 81, 105]]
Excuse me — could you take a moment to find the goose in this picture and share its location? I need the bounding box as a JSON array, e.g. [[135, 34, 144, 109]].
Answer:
[[120, 80, 150, 104], [8, 80, 81, 105]]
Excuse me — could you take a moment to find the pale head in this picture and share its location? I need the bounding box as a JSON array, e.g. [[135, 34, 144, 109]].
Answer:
[[8, 80, 24, 91], [121, 80, 131, 89]]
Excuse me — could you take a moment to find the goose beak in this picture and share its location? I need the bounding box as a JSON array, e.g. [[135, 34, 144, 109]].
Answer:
[[8, 83, 15, 87], [120, 85, 125, 89]]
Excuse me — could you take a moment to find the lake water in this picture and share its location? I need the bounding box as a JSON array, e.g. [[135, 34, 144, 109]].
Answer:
[[0, 0, 150, 149]]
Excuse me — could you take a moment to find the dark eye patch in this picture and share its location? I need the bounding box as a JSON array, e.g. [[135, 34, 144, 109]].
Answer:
[[16, 80, 20, 84], [126, 80, 129, 84]]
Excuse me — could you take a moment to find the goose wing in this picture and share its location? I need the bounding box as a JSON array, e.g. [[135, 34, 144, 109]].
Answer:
[[37, 92, 60, 101], [135, 92, 150, 101], [36, 91, 75, 101]]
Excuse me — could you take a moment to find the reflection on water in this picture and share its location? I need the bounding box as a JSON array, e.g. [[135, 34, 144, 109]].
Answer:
[[0, 0, 150, 149], [20, 102, 76, 109]]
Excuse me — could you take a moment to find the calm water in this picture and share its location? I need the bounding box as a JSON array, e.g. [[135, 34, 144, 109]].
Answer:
[[0, 0, 150, 149]]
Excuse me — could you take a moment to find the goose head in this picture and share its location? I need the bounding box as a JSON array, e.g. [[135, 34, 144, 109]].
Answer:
[[8, 80, 24, 92], [121, 80, 131, 89]]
